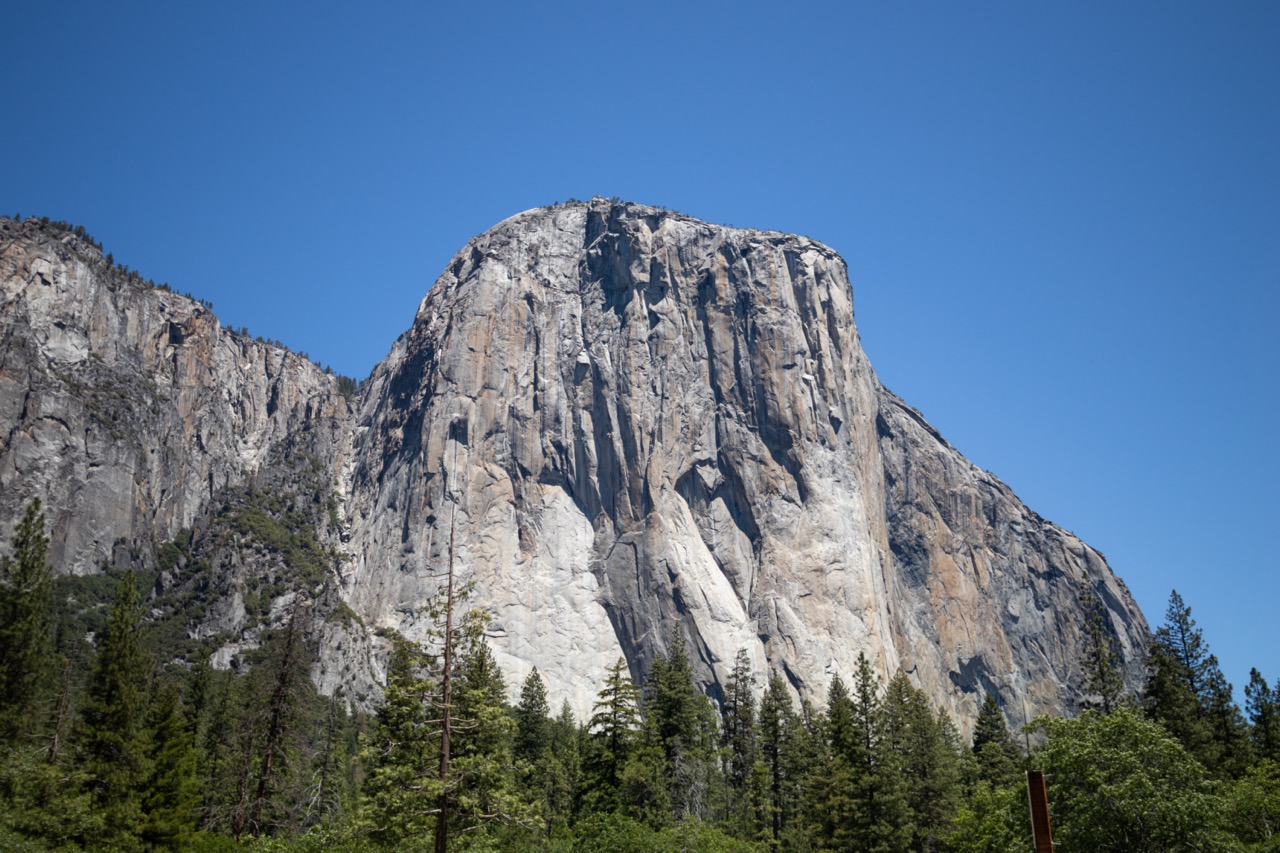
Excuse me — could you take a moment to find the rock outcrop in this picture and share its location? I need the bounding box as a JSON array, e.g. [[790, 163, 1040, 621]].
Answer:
[[0, 203, 1149, 729], [0, 217, 350, 575], [341, 201, 1148, 727]]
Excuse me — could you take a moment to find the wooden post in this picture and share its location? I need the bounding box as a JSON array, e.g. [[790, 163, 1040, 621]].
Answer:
[[1026, 769, 1054, 852]]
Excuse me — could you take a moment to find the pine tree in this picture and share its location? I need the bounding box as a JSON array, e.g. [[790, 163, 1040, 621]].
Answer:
[[1079, 577, 1124, 714], [883, 670, 961, 851], [360, 638, 440, 847], [586, 656, 641, 811], [637, 627, 718, 823], [1245, 668, 1280, 765], [971, 693, 1019, 787], [246, 600, 312, 837], [0, 499, 53, 745], [846, 653, 909, 852], [757, 668, 802, 844], [76, 569, 151, 849], [514, 667, 551, 765], [449, 629, 524, 838], [139, 684, 199, 850], [721, 648, 758, 832], [1146, 589, 1250, 775]]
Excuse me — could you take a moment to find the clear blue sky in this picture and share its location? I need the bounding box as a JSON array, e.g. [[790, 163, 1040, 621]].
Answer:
[[4, 2, 1277, 699]]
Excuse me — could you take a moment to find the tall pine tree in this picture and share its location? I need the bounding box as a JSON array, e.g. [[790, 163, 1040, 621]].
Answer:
[[1145, 589, 1250, 776], [0, 499, 53, 746], [76, 570, 151, 849]]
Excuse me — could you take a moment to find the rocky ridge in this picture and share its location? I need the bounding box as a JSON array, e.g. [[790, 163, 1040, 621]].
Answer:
[[0, 205, 1149, 729]]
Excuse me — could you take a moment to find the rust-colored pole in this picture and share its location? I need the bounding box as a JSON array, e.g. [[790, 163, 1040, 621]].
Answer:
[[1026, 770, 1054, 853]]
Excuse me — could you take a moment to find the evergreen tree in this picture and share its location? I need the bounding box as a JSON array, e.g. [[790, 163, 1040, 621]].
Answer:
[[75, 569, 151, 849], [757, 668, 802, 844], [360, 637, 440, 847], [448, 627, 525, 838], [883, 670, 961, 851], [1079, 577, 1124, 714], [638, 628, 719, 822], [1146, 589, 1250, 776], [845, 653, 909, 852], [140, 683, 199, 850], [0, 499, 53, 745], [246, 600, 313, 837], [586, 656, 641, 811], [538, 700, 581, 841], [1245, 668, 1280, 765], [721, 648, 758, 832], [514, 667, 551, 765], [971, 693, 1019, 787]]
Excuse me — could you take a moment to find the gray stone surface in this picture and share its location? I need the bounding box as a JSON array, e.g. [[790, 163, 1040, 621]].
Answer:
[[342, 200, 1148, 728], [0, 204, 1149, 730]]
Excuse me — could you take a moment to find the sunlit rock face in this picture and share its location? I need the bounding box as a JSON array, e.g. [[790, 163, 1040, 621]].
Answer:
[[0, 205, 1148, 728], [341, 200, 1149, 726]]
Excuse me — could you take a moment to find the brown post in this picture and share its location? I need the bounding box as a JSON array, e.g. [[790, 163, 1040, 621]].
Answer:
[[1026, 769, 1054, 852]]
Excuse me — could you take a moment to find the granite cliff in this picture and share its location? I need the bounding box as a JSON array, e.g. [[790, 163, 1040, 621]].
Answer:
[[0, 203, 1149, 728]]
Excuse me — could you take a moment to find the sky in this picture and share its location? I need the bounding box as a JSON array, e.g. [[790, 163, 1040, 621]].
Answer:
[[3, 1, 1277, 699]]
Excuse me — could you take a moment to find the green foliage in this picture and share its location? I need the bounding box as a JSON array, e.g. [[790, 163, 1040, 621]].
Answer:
[[638, 628, 719, 824], [75, 569, 149, 848], [756, 669, 804, 844], [1032, 705, 1231, 851], [1221, 760, 1280, 848], [720, 648, 758, 834], [946, 780, 1026, 853], [971, 693, 1020, 787], [0, 499, 54, 745], [1146, 589, 1251, 777], [140, 684, 200, 849], [1079, 576, 1125, 714], [587, 656, 642, 810], [1247, 669, 1280, 766], [882, 670, 962, 850]]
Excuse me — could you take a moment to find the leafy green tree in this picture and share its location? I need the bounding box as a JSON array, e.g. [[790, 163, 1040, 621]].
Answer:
[[0, 499, 53, 745], [75, 569, 151, 849], [1221, 759, 1280, 848], [945, 779, 1026, 853], [1032, 705, 1231, 851]]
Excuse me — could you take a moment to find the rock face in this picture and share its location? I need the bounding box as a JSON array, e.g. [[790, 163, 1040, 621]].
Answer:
[[0, 203, 1149, 729], [0, 218, 350, 576], [342, 201, 1148, 726]]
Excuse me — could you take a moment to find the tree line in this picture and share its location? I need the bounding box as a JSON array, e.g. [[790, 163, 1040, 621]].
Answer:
[[1, 499, 1278, 851]]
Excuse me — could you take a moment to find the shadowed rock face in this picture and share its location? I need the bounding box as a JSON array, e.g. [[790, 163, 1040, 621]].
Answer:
[[0, 204, 1148, 729], [342, 200, 1149, 727]]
